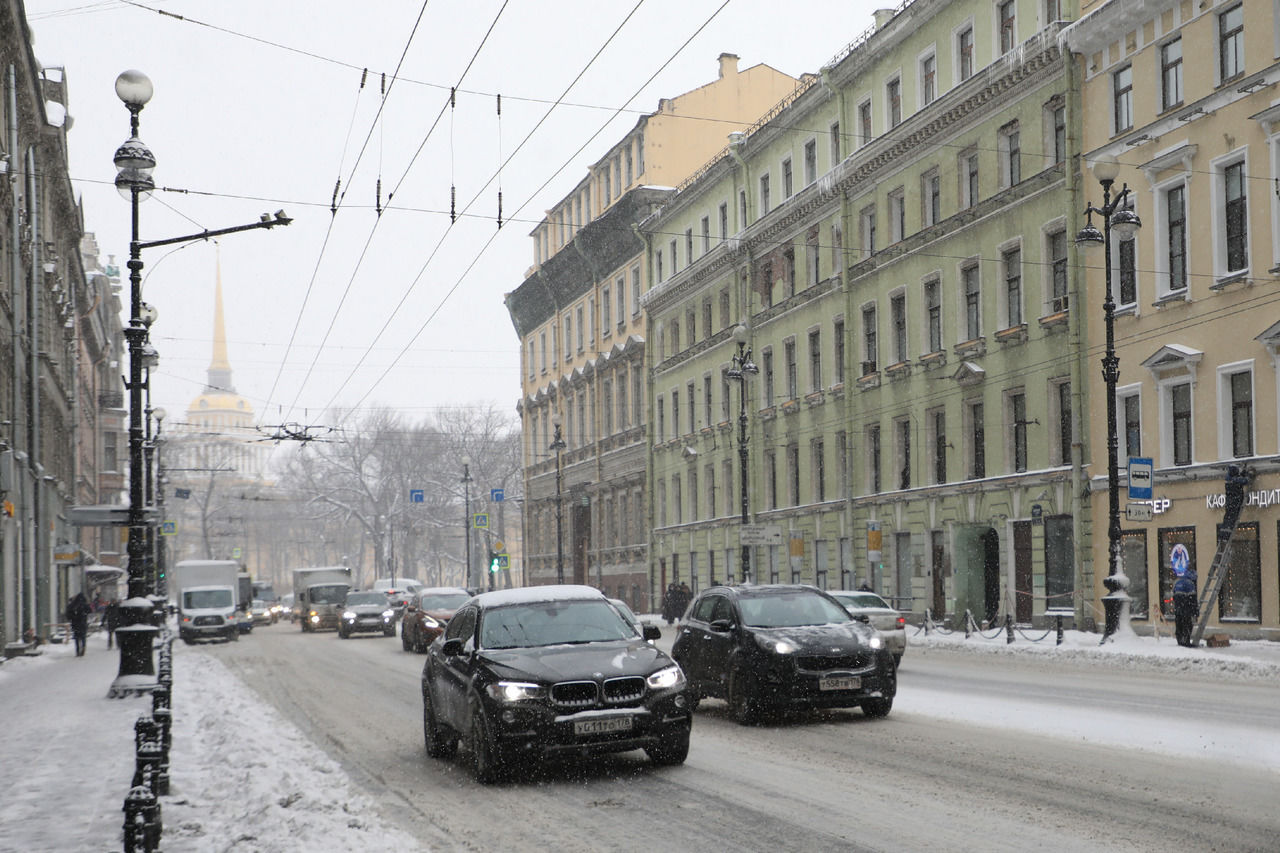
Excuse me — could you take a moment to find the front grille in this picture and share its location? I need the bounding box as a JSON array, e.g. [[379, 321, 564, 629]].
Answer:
[[796, 653, 869, 673], [193, 616, 223, 627], [551, 680, 598, 708], [602, 676, 645, 705]]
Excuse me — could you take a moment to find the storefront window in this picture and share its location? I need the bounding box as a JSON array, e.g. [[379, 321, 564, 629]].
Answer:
[[1220, 522, 1260, 622], [1158, 526, 1196, 620], [1044, 516, 1074, 609], [1121, 530, 1148, 619]]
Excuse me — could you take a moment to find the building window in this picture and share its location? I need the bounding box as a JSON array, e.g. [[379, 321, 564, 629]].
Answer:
[[702, 299, 712, 341], [1220, 4, 1244, 82], [931, 408, 947, 484], [962, 263, 981, 341], [999, 0, 1016, 54], [890, 292, 907, 364], [759, 174, 771, 217], [784, 248, 796, 298], [1158, 527, 1196, 619], [1224, 160, 1248, 273], [963, 152, 979, 208], [765, 450, 778, 510], [1010, 391, 1028, 473], [1044, 0, 1061, 22], [858, 101, 872, 147], [1229, 369, 1253, 457], [656, 250, 664, 282], [602, 380, 614, 435], [923, 170, 941, 227], [1222, 522, 1261, 622], [718, 202, 729, 241], [703, 375, 713, 430], [686, 382, 695, 434], [833, 317, 845, 384], [576, 305, 585, 351], [1002, 247, 1022, 328], [739, 190, 748, 229], [804, 140, 817, 185], [860, 206, 877, 258], [1166, 184, 1187, 292], [1171, 381, 1192, 466], [1116, 390, 1141, 460], [656, 397, 665, 442], [830, 121, 842, 163], [1052, 103, 1066, 163], [888, 188, 905, 243], [812, 439, 826, 503], [631, 266, 641, 316], [563, 316, 572, 359], [787, 444, 800, 506], [1055, 380, 1072, 466], [762, 348, 775, 406], [784, 339, 798, 400], [808, 330, 822, 392], [719, 288, 730, 329], [969, 400, 985, 479], [959, 25, 974, 81], [700, 217, 710, 254], [887, 78, 902, 128], [1049, 229, 1069, 312], [782, 157, 794, 199], [1161, 38, 1183, 111], [1118, 229, 1137, 306], [921, 54, 936, 106], [925, 278, 942, 353], [896, 418, 912, 490], [867, 424, 882, 493], [601, 285, 612, 331], [1000, 125, 1020, 187], [1113, 65, 1133, 133], [807, 230, 821, 286], [862, 304, 878, 374], [670, 239, 679, 275]]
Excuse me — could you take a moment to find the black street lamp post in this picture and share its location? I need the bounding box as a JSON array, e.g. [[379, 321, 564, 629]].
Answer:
[[152, 407, 167, 598], [111, 70, 291, 696], [550, 418, 566, 584], [1075, 152, 1141, 643], [726, 325, 759, 583], [461, 456, 473, 590]]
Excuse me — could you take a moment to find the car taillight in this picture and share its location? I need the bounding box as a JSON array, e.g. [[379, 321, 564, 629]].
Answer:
[[895, 616, 905, 629]]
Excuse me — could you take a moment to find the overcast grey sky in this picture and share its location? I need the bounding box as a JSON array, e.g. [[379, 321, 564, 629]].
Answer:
[[29, 0, 883, 436]]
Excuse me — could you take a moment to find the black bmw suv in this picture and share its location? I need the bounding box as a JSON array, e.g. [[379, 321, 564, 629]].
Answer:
[[421, 585, 692, 782], [672, 584, 896, 724]]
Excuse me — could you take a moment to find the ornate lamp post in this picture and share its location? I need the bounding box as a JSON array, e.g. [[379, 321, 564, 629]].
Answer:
[[1075, 152, 1142, 643], [726, 325, 759, 582], [152, 407, 167, 598], [461, 456, 473, 589], [550, 418, 567, 584]]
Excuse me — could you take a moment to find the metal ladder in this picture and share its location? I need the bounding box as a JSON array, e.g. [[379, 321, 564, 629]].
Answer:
[[1191, 522, 1239, 647]]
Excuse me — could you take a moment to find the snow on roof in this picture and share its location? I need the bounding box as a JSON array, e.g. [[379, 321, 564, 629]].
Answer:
[[473, 584, 606, 608]]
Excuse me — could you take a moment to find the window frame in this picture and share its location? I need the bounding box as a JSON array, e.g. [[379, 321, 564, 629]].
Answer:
[[1160, 37, 1183, 112], [1113, 64, 1134, 134]]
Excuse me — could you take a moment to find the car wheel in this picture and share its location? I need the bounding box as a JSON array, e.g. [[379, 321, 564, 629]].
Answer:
[[384, 626, 395, 637], [728, 668, 760, 725], [645, 728, 690, 766], [862, 696, 893, 718], [468, 704, 504, 784], [338, 628, 348, 639], [422, 689, 457, 760], [401, 628, 411, 651]]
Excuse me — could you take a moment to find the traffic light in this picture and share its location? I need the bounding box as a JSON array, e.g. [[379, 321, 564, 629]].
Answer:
[[489, 549, 500, 574]]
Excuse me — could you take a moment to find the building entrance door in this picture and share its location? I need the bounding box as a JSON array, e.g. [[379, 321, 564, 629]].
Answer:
[[931, 530, 946, 618], [1014, 521, 1033, 623]]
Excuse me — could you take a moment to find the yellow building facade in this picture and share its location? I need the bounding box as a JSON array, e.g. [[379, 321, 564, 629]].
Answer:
[[1067, 0, 1280, 638]]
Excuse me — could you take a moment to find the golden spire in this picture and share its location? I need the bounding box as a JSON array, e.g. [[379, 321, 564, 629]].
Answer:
[[206, 248, 234, 392]]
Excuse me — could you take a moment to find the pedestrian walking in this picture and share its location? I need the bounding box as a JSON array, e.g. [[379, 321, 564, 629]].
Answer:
[[661, 583, 678, 625], [67, 592, 92, 657], [1172, 568, 1199, 647], [101, 599, 121, 649]]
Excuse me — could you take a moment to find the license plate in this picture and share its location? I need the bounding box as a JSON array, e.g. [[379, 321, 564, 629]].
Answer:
[[819, 675, 861, 691], [574, 716, 633, 736]]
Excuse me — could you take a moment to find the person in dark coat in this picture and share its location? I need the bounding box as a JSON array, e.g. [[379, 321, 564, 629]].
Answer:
[[67, 592, 92, 656], [661, 584, 678, 625], [1172, 568, 1199, 647], [101, 599, 121, 649]]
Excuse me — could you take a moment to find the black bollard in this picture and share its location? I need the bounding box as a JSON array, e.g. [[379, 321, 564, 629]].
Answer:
[[122, 785, 157, 853], [134, 715, 159, 753], [1005, 613, 1014, 644], [133, 741, 162, 790], [1055, 614, 1065, 646]]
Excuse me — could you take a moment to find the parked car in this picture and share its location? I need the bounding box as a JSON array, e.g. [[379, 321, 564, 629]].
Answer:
[[672, 584, 896, 724], [421, 585, 692, 783], [338, 591, 396, 638], [829, 590, 907, 665], [402, 587, 470, 653], [609, 598, 653, 641], [249, 598, 274, 626]]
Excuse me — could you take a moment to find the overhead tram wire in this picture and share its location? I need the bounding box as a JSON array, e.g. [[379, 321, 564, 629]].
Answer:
[[311, 0, 651, 421], [330, 0, 735, 419], [277, 0, 514, 425], [261, 0, 433, 422]]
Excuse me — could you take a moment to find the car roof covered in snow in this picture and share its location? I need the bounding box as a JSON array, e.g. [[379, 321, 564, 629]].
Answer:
[[471, 585, 606, 609]]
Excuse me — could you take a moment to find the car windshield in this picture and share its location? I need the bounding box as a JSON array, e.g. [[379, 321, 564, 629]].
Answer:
[[738, 591, 852, 628], [346, 592, 386, 606], [251, 599, 265, 609], [420, 593, 469, 611], [310, 584, 348, 604], [480, 599, 634, 649], [833, 592, 892, 610], [183, 589, 232, 609]]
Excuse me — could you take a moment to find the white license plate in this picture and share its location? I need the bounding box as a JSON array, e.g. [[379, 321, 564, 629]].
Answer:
[[574, 716, 633, 736], [819, 676, 861, 691]]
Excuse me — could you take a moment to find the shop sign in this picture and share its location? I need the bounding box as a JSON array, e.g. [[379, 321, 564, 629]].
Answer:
[[1206, 487, 1280, 510]]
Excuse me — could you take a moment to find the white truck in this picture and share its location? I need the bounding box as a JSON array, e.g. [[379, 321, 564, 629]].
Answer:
[[292, 566, 352, 632], [172, 559, 241, 644]]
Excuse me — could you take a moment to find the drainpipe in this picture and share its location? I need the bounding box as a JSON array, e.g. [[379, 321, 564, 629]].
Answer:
[[5, 63, 19, 641], [26, 143, 42, 635]]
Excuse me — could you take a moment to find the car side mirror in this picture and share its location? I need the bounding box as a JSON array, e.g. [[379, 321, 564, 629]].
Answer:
[[709, 619, 733, 633], [854, 614, 871, 624], [643, 624, 662, 641], [441, 637, 464, 656]]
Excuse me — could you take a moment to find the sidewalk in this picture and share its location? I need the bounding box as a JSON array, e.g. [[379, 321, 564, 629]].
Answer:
[[0, 628, 421, 853]]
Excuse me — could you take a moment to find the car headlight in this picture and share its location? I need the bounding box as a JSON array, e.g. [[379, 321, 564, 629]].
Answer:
[[762, 638, 797, 654], [646, 664, 685, 690], [382, 609, 394, 619], [869, 634, 883, 650], [421, 615, 439, 628], [485, 681, 545, 703], [342, 610, 357, 620]]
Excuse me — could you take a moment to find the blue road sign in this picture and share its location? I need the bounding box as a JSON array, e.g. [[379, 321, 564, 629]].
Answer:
[[491, 488, 504, 502], [473, 513, 489, 529], [1128, 457, 1153, 500], [410, 489, 425, 503], [496, 553, 509, 569]]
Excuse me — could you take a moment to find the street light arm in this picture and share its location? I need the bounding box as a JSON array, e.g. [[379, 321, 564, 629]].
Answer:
[[137, 211, 292, 251]]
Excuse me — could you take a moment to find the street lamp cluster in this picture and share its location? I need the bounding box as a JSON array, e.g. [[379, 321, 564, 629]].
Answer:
[[1075, 153, 1142, 642], [549, 420, 567, 584], [726, 325, 758, 583], [111, 70, 291, 693]]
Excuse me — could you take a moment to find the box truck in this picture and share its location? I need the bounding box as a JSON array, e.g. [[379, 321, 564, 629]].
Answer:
[[292, 566, 352, 632], [172, 560, 241, 644]]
